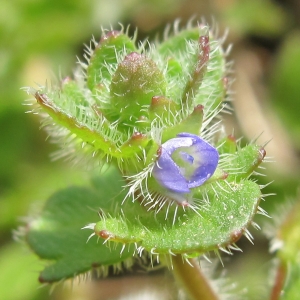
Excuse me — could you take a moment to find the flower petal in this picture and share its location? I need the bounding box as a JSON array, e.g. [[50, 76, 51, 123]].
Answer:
[[153, 137, 193, 193], [153, 151, 190, 193]]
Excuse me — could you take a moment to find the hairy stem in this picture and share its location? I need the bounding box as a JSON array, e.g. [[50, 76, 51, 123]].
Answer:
[[269, 261, 287, 300], [171, 256, 219, 300]]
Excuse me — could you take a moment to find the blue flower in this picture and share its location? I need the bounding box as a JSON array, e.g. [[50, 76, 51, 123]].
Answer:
[[153, 133, 219, 194]]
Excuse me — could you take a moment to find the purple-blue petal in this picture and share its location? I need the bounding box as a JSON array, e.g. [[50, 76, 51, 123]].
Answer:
[[160, 136, 194, 153], [153, 146, 190, 193], [185, 138, 219, 188]]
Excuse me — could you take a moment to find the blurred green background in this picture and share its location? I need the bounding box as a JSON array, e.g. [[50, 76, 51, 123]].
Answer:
[[1, 0, 300, 299]]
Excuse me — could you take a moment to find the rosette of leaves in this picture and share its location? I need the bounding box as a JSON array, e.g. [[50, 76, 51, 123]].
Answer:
[[22, 22, 267, 289]]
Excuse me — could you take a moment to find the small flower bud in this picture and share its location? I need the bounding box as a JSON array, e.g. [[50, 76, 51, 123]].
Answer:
[[109, 52, 166, 127]]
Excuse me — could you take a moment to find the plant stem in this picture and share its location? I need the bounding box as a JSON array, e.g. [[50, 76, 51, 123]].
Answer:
[[269, 261, 287, 300], [171, 256, 219, 300]]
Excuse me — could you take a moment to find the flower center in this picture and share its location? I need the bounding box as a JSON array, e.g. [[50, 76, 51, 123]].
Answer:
[[172, 147, 197, 180]]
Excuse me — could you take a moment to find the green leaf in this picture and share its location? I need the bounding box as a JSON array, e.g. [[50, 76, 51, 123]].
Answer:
[[35, 92, 143, 160], [93, 179, 261, 254], [226, 144, 266, 182], [25, 167, 134, 283], [157, 27, 202, 103], [61, 77, 90, 107], [158, 27, 202, 57], [86, 31, 136, 92], [217, 135, 237, 155], [161, 104, 204, 141], [158, 27, 227, 110], [193, 35, 227, 111], [35, 92, 119, 156]]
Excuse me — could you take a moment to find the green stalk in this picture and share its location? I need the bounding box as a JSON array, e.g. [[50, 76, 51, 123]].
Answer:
[[171, 256, 219, 300]]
